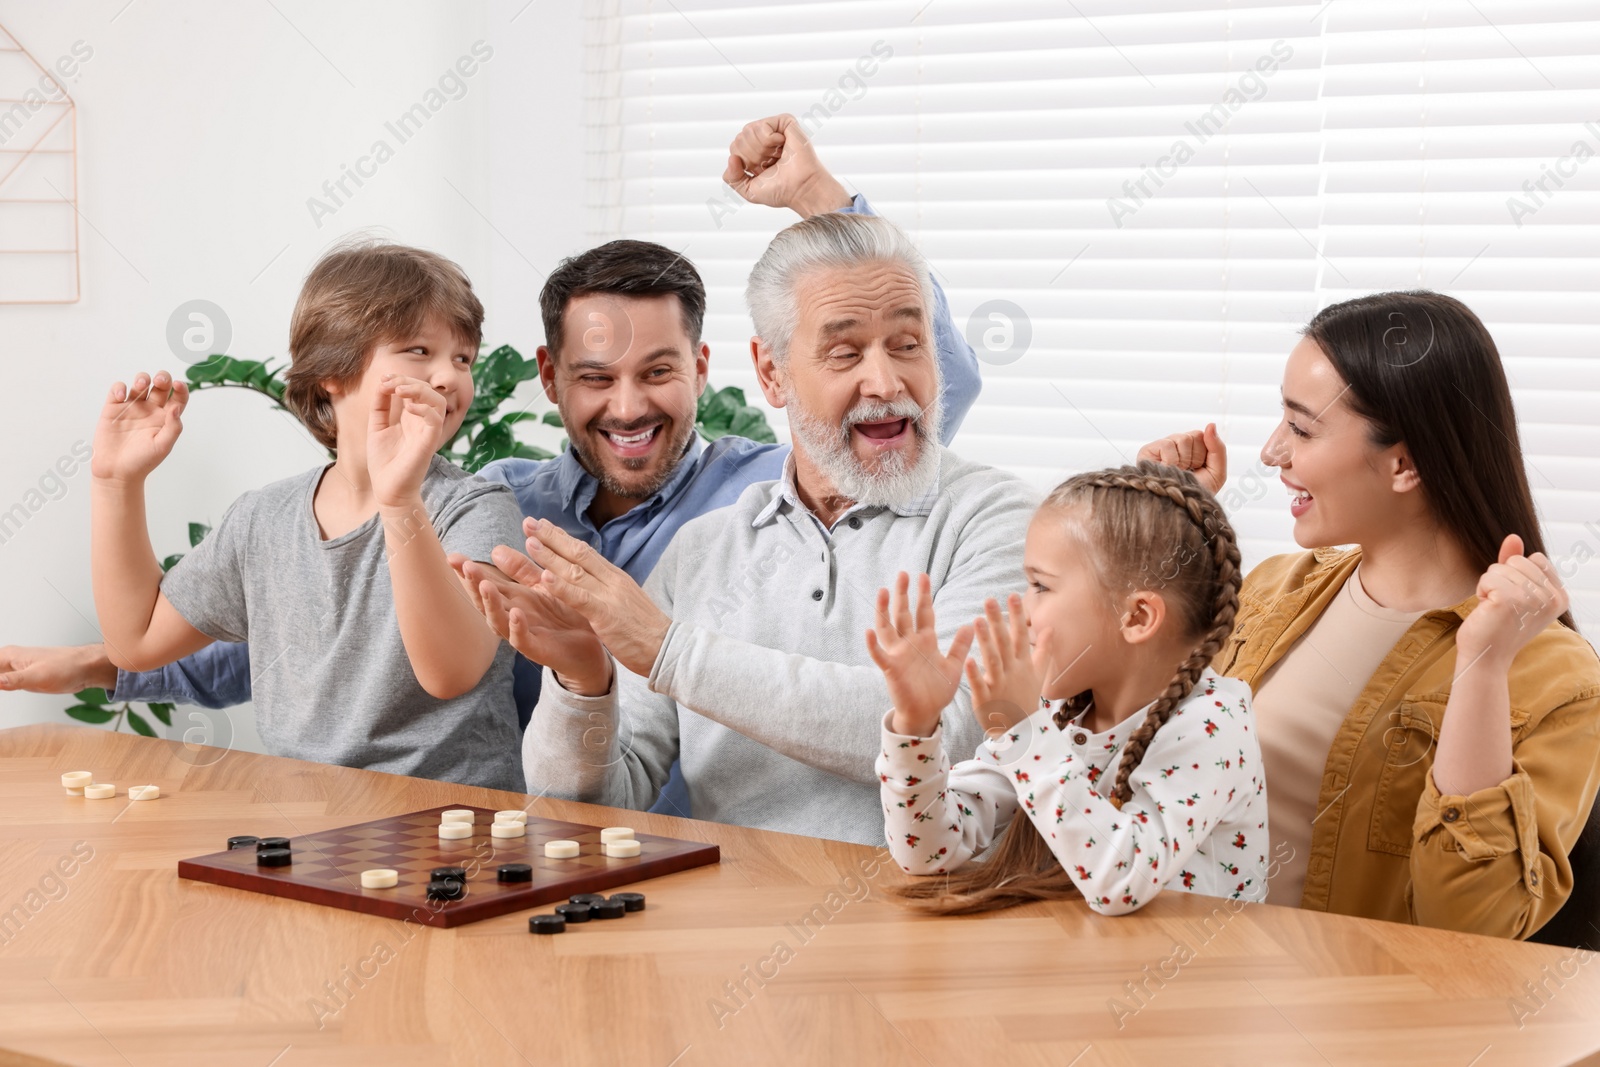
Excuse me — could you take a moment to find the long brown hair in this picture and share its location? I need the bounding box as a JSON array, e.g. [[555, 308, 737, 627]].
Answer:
[[1304, 290, 1575, 632], [896, 461, 1242, 915]]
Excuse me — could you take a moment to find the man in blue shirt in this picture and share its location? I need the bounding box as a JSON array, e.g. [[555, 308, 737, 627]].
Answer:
[[0, 115, 983, 814]]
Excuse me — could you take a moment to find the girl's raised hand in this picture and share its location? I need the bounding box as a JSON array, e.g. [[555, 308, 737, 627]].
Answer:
[[966, 593, 1045, 737], [865, 571, 974, 738], [91, 372, 188, 483]]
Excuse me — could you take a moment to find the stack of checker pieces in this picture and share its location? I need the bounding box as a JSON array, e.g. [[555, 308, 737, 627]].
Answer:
[[176, 804, 720, 928]]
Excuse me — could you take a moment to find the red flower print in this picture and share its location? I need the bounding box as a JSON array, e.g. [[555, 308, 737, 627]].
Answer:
[[904, 775, 921, 786], [1074, 865, 1091, 880], [1233, 832, 1247, 849], [904, 834, 920, 848], [1180, 870, 1195, 888], [1203, 719, 1219, 737]]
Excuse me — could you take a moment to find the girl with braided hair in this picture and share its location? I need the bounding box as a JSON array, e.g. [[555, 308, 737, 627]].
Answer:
[[868, 461, 1269, 915]]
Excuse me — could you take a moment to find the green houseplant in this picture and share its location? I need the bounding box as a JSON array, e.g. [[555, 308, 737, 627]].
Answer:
[[66, 344, 775, 733]]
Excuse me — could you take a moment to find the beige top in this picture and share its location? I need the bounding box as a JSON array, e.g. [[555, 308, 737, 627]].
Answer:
[[1251, 564, 1424, 905]]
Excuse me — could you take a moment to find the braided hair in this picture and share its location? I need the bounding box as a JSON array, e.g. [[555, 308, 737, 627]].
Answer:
[[1046, 461, 1242, 809], [895, 460, 1242, 914]]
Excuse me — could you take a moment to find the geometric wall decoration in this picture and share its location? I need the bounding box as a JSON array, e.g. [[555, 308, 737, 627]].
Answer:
[[0, 21, 80, 304]]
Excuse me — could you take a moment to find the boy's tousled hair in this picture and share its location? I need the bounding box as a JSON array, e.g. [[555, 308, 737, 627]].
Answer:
[[896, 461, 1242, 915], [283, 238, 483, 451]]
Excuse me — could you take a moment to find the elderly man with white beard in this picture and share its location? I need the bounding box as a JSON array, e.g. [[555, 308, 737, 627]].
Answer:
[[489, 212, 1038, 844]]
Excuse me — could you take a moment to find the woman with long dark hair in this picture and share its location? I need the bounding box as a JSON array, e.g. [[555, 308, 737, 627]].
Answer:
[[1143, 289, 1599, 939]]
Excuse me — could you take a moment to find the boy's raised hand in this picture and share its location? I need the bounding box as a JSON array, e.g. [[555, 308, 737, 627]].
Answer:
[[368, 375, 445, 508], [967, 593, 1046, 738], [865, 571, 974, 738], [91, 372, 188, 483]]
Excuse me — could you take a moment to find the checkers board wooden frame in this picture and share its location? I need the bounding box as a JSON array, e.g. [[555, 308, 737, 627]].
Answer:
[[176, 805, 720, 927]]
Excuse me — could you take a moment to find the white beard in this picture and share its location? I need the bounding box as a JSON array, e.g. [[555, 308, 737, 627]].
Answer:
[[782, 389, 943, 509]]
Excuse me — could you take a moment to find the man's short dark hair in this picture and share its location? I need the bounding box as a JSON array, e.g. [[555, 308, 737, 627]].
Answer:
[[539, 239, 706, 359]]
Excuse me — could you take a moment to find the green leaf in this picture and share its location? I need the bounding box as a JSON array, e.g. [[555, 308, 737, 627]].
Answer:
[[696, 384, 775, 443], [145, 702, 174, 727], [74, 688, 108, 706], [188, 522, 211, 547], [65, 704, 115, 724], [160, 553, 184, 572], [463, 421, 515, 472], [541, 410, 564, 427], [428, 344, 547, 465], [126, 709, 156, 737], [729, 406, 778, 444]]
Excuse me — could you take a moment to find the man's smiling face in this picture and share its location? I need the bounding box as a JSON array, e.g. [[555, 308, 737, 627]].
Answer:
[[544, 292, 707, 510]]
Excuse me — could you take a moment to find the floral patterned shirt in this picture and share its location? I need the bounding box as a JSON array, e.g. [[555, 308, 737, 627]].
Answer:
[[876, 668, 1270, 916]]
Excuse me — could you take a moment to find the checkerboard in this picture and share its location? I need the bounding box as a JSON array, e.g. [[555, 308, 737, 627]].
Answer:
[[177, 805, 720, 927]]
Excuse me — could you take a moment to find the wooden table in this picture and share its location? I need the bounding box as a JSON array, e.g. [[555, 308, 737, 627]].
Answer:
[[1, 724, 1597, 1067]]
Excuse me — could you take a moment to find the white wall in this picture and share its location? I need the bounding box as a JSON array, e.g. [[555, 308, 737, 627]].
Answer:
[[0, 0, 587, 748]]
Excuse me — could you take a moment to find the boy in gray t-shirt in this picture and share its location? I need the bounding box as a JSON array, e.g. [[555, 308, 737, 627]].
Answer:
[[88, 241, 523, 790]]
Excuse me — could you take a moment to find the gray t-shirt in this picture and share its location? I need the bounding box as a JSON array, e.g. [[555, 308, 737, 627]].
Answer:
[[160, 454, 523, 790]]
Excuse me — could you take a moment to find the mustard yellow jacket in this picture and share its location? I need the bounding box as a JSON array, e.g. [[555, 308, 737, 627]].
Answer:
[[1215, 547, 1600, 939]]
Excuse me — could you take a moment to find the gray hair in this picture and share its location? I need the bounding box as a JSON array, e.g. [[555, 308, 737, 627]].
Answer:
[[745, 212, 937, 364]]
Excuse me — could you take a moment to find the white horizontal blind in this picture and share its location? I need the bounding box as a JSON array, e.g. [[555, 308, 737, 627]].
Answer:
[[581, 0, 1600, 630]]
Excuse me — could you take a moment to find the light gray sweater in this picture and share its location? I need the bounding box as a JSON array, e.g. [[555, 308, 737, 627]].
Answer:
[[522, 447, 1041, 844]]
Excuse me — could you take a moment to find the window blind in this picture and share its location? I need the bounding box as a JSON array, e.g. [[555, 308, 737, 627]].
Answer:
[[581, 0, 1600, 628]]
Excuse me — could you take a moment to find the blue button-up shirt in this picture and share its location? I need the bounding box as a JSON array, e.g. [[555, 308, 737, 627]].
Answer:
[[112, 193, 983, 791]]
